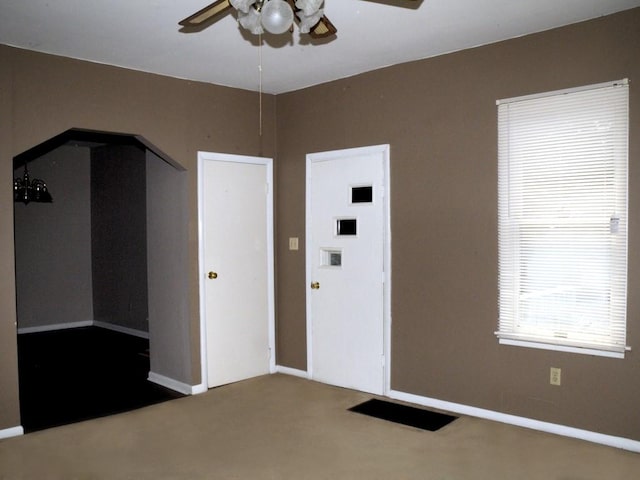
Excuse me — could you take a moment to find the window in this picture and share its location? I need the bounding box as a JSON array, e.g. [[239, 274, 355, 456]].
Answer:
[[351, 185, 373, 204], [336, 218, 357, 236], [497, 80, 629, 357]]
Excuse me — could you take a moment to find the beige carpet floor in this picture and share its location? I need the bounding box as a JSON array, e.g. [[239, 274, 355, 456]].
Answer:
[[1, 374, 638, 479]]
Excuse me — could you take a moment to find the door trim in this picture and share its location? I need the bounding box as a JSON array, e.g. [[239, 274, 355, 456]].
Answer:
[[305, 144, 392, 394], [196, 151, 276, 391]]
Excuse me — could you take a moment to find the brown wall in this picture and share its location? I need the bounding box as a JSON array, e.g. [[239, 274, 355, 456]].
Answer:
[[275, 8, 640, 440], [0, 45, 276, 430], [0, 45, 20, 430]]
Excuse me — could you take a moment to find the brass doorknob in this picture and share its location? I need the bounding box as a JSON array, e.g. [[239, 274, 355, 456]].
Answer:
[[311, 281, 320, 290], [208, 271, 218, 280]]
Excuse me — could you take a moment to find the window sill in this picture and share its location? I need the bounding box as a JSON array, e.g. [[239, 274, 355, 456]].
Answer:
[[498, 338, 626, 359]]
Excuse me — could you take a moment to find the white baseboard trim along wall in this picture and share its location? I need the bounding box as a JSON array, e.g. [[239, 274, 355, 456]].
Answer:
[[0, 426, 24, 440], [275, 365, 309, 379], [273, 368, 640, 453], [17, 320, 93, 334], [92, 321, 149, 339], [148, 371, 199, 396], [17, 320, 149, 339], [387, 389, 640, 454], [183, 372, 316, 395], [191, 383, 208, 395]]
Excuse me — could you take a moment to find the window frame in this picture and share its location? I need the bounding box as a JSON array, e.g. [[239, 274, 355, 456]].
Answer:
[[496, 79, 630, 358]]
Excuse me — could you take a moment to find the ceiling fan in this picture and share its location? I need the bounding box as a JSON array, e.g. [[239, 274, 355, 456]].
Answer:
[[179, 0, 420, 38]]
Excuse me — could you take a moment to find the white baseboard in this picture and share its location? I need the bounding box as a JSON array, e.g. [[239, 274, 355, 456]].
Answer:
[[0, 426, 24, 440], [93, 321, 149, 339], [275, 365, 309, 379], [17, 320, 93, 334], [388, 389, 640, 453], [17, 320, 149, 339], [191, 383, 208, 395], [191, 369, 308, 394], [148, 371, 197, 396]]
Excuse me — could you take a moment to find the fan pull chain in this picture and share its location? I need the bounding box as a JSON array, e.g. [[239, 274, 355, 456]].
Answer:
[[259, 33, 263, 138]]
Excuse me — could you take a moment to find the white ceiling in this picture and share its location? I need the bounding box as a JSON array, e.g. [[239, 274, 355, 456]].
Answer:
[[1, 0, 639, 94]]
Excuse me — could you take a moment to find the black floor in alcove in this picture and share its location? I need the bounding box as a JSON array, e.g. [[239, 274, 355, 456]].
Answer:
[[18, 326, 184, 433]]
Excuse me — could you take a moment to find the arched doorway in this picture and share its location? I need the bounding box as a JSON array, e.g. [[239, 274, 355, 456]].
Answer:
[[13, 128, 191, 431]]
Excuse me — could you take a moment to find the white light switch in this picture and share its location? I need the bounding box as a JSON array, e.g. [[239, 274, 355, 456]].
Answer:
[[289, 237, 299, 251]]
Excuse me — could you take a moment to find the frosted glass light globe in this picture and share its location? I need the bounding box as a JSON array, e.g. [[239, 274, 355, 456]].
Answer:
[[295, 0, 323, 17], [238, 8, 264, 34], [260, 0, 294, 34], [229, 0, 256, 14], [297, 8, 323, 34]]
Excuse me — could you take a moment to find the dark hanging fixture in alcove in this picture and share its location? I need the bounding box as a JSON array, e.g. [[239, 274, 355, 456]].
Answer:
[[13, 163, 53, 204]]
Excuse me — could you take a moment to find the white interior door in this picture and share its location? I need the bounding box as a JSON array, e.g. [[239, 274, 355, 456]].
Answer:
[[307, 145, 390, 395], [199, 153, 275, 388]]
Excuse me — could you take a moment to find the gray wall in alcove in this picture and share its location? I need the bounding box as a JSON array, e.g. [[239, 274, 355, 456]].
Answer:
[[91, 144, 148, 333], [14, 145, 94, 330]]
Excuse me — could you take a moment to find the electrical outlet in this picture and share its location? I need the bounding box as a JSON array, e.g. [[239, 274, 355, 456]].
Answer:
[[550, 367, 561, 386]]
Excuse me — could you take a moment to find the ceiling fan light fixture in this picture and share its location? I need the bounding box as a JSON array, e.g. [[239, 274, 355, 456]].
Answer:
[[229, 0, 257, 14], [238, 7, 264, 34], [183, 0, 418, 40], [260, 0, 294, 34], [295, 0, 323, 17], [297, 8, 324, 34]]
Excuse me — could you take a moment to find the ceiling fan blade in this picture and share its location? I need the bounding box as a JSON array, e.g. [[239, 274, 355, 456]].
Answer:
[[361, 0, 422, 8], [179, 0, 232, 27], [309, 15, 337, 38]]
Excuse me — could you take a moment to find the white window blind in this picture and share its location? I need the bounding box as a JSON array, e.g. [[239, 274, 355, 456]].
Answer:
[[497, 80, 629, 356]]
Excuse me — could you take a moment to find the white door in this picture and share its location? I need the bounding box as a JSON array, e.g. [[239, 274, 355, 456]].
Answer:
[[306, 145, 390, 395], [198, 153, 275, 388]]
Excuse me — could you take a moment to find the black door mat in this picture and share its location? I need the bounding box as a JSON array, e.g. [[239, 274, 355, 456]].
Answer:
[[349, 399, 457, 432]]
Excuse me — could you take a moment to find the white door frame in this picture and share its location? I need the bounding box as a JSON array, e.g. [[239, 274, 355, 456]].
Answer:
[[305, 144, 392, 394], [196, 151, 276, 392]]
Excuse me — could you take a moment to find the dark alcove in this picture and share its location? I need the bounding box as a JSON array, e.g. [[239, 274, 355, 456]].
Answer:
[[14, 128, 190, 432]]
